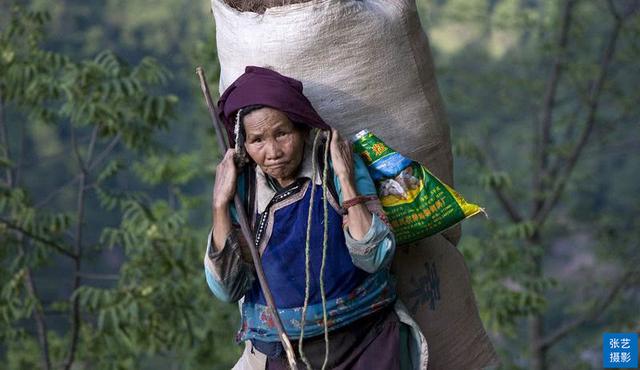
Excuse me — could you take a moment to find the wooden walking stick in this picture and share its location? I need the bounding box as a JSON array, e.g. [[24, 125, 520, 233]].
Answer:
[[196, 66, 298, 370]]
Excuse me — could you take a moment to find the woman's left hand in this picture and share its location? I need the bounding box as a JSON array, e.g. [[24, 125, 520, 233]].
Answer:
[[329, 128, 355, 182], [329, 128, 372, 240]]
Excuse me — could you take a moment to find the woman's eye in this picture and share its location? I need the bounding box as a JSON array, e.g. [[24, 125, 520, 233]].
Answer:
[[251, 138, 262, 144], [276, 131, 288, 138]]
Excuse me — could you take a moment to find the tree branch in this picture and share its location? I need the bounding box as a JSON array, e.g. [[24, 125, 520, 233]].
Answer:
[[76, 272, 119, 280], [0, 89, 13, 186], [63, 124, 91, 370], [545, 103, 582, 184], [1, 87, 53, 370], [605, 0, 621, 20], [70, 127, 87, 173], [34, 175, 81, 209], [21, 241, 53, 370], [89, 133, 121, 171], [534, 12, 625, 228], [14, 117, 26, 187], [492, 185, 524, 224], [62, 182, 85, 370], [34, 132, 119, 210], [0, 217, 77, 258], [532, 0, 576, 219], [475, 143, 524, 223], [537, 268, 637, 350], [85, 126, 99, 165]]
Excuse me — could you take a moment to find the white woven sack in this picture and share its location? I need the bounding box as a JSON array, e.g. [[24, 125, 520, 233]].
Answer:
[[211, 0, 498, 369]]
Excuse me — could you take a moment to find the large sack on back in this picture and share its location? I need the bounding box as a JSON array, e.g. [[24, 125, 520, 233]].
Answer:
[[211, 0, 498, 368]]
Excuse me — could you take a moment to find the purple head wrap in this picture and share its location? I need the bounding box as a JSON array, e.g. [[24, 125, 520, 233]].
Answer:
[[217, 66, 330, 147]]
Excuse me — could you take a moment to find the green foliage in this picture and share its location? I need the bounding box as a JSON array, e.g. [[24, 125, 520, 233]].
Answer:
[[0, 3, 238, 369], [459, 225, 555, 336], [133, 153, 202, 186], [423, 0, 640, 368]]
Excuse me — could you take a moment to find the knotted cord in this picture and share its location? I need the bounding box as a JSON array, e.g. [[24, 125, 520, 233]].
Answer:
[[319, 130, 331, 370], [298, 129, 331, 370], [298, 129, 321, 369]]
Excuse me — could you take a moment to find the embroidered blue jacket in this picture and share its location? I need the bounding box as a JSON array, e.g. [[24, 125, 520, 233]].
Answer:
[[204, 150, 396, 341]]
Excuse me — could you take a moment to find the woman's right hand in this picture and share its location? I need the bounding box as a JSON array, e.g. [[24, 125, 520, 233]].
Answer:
[[212, 149, 238, 211]]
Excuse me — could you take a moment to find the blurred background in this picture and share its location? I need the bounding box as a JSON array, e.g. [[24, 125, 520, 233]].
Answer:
[[0, 0, 638, 369]]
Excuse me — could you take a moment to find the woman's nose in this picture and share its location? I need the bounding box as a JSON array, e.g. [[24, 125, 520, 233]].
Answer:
[[264, 140, 283, 159]]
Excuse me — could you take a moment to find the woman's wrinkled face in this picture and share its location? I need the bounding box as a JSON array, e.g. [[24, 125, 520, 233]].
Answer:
[[243, 107, 305, 187]]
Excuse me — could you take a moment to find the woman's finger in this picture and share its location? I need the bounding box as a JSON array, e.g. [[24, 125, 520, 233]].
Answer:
[[223, 148, 235, 161]]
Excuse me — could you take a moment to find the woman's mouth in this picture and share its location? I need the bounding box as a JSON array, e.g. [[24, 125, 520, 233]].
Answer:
[[268, 162, 287, 169]]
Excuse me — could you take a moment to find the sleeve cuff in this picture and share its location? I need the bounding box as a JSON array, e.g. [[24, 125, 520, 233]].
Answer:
[[206, 229, 237, 261], [203, 228, 254, 303], [204, 228, 243, 281], [344, 213, 390, 256]]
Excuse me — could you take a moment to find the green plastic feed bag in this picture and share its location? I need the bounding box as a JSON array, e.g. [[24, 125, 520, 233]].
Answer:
[[353, 130, 485, 245]]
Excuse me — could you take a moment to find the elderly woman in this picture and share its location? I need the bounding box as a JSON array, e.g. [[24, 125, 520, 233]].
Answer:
[[204, 67, 427, 369]]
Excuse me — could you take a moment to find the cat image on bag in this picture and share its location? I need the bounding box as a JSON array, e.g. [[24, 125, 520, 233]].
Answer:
[[395, 167, 421, 191], [379, 179, 408, 199], [379, 167, 423, 200]]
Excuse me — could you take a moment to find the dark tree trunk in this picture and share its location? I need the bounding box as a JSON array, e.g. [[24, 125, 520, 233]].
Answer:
[[529, 315, 546, 370]]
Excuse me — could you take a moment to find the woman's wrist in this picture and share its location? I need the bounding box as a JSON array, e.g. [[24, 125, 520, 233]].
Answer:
[[342, 195, 377, 211], [337, 174, 358, 199], [212, 202, 231, 232], [212, 205, 232, 252], [341, 197, 373, 240]]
